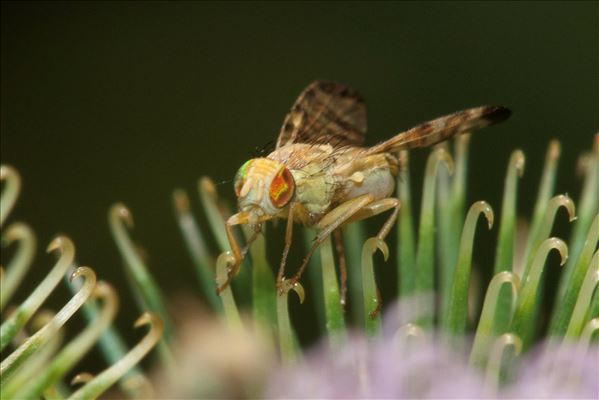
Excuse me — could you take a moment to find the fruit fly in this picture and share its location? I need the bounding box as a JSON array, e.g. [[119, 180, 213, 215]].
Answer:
[[219, 81, 510, 297]]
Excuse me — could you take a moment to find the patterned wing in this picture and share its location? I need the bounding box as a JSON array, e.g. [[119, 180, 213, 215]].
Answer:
[[364, 105, 511, 155], [276, 81, 367, 149]]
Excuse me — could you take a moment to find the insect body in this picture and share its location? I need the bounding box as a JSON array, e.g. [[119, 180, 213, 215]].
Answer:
[[221, 81, 510, 295]]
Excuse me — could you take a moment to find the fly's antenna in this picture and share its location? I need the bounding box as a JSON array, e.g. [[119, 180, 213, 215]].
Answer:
[[214, 178, 232, 187]]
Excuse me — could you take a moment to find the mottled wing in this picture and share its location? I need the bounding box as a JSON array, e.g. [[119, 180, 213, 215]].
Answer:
[[276, 81, 367, 149], [364, 105, 511, 155]]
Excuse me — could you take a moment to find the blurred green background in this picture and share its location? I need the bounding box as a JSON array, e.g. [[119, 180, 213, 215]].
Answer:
[[1, 1, 597, 348]]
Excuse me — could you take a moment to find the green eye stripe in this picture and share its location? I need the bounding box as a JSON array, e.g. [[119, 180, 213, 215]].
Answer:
[[235, 159, 254, 192], [238, 159, 253, 179]]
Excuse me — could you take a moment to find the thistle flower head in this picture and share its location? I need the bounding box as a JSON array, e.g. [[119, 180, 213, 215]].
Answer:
[[1, 133, 597, 398]]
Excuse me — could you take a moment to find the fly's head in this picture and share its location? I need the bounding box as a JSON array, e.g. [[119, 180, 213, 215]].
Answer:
[[233, 158, 295, 225]]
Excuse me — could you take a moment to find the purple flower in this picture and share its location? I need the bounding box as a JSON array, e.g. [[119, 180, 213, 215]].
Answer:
[[502, 342, 599, 399], [267, 302, 598, 399]]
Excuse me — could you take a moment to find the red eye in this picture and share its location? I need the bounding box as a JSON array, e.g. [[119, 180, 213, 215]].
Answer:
[[269, 167, 295, 208]]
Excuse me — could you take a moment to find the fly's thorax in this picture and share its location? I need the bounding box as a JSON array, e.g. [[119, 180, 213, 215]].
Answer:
[[234, 158, 295, 220], [267, 143, 338, 217], [290, 163, 336, 216]]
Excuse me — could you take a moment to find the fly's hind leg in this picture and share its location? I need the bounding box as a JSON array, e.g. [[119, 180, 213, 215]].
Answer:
[[343, 197, 400, 317], [333, 229, 348, 308], [288, 195, 401, 295], [288, 194, 375, 287], [344, 197, 401, 240]]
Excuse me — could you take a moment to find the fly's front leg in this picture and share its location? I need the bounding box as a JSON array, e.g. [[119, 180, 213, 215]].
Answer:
[[288, 194, 375, 287], [216, 211, 261, 294]]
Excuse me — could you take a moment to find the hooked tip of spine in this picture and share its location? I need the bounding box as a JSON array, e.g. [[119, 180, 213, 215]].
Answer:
[[280, 278, 306, 303], [0, 164, 18, 180], [379, 241, 390, 262], [46, 235, 72, 253], [511, 149, 526, 177], [583, 318, 599, 339], [134, 311, 157, 328], [393, 322, 426, 349], [547, 237, 569, 266], [553, 194, 577, 222], [438, 147, 455, 175], [134, 312, 152, 328], [472, 200, 494, 230], [69, 267, 83, 282], [401, 323, 425, 339], [200, 176, 218, 198], [575, 153, 591, 178], [69, 266, 95, 283], [548, 139, 561, 160], [496, 271, 521, 292], [435, 141, 449, 152], [365, 237, 389, 261], [215, 251, 237, 285], [111, 203, 134, 227], [495, 333, 523, 356], [3, 222, 32, 243], [292, 281, 306, 304], [457, 132, 472, 146], [134, 312, 164, 339], [173, 189, 190, 214], [47, 236, 64, 252], [71, 372, 94, 386]]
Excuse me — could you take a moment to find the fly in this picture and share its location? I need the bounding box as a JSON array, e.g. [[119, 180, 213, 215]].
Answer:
[[219, 80, 510, 299]]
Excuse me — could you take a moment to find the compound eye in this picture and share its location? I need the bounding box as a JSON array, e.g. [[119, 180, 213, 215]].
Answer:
[[269, 167, 295, 208], [234, 160, 253, 197]]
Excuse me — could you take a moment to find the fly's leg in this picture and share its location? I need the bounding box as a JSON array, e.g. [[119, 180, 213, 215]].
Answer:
[[333, 229, 348, 308], [276, 204, 296, 294], [344, 197, 401, 240], [216, 211, 260, 294], [288, 194, 375, 288], [343, 197, 401, 317], [241, 227, 262, 259]]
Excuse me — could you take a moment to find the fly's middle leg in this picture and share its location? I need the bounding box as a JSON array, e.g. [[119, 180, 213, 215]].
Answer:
[[276, 204, 296, 294]]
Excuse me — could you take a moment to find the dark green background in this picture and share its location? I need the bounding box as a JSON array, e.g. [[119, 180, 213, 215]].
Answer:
[[1, 1, 597, 348]]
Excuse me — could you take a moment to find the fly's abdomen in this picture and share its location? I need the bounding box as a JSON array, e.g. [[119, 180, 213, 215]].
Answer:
[[334, 153, 396, 203]]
